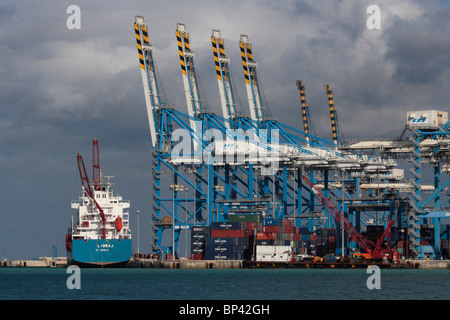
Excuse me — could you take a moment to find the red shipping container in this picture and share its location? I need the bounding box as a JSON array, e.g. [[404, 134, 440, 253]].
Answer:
[[256, 232, 268, 240], [191, 254, 204, 260], [256, 232, 277, 240], [211, 229, 244, 238], [283, 226, 294, 234], [309, 233, 317, 242], [293, 234, 301, 241], [262, 225, 280, 233], [246, 222, 259, 231], [282, 219, 294, 227]]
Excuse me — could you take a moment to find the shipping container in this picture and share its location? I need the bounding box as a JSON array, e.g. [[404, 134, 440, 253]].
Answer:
[[227, 214, 261, 223], [255, 245, 292, 262], [191, 253, 204, 260], [191, 226, 211, 233], [298, 227, 310, 235], [191, 247, 205, 254], [206, 237, 248, 246], [281, 219, 294, 227], [281, 226, 294, 234], [211, 229, 245, 238], [262, 225, 280, 233], [211, 221, 245, 230], [245, 222, 261, 231], [256, 239, 275, 245], [205, 245, 248, 254], [262, 218, 280, 226], [204, 251, 245, 260]]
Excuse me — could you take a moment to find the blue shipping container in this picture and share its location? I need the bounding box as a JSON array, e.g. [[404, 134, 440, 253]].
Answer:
[[206, 237, 248, 246], [262, 218, 280, 226], [204, 251, 245, 260]]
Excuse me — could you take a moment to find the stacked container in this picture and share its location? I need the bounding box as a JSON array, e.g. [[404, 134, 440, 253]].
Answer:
[[189, 214, 362, 260], [309, 229, 337, 256], [420, 224, 434, 246], [190, 226, 210, 260], [206, 222, 249, 260]]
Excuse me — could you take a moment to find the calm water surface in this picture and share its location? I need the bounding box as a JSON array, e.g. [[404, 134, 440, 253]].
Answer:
[[0, 268, 448, 300]]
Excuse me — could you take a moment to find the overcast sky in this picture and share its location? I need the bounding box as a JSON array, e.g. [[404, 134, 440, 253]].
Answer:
[[0, 0, 449, 259]]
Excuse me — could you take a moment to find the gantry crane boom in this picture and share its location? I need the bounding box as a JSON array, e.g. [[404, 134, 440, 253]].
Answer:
[[239, 35, 270, 123], [324, 84, 341, 147], [211, 29, 239, 127], [296, 81, 312, 141], [134, 16, 162, 149], [176, 23, 207, 129]]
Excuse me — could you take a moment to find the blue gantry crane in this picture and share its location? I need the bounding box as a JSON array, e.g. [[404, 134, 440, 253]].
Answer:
[[133, 15, 449, 261]]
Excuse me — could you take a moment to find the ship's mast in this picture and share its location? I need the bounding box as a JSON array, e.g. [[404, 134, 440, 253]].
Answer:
[[76, 140, 107, 239]]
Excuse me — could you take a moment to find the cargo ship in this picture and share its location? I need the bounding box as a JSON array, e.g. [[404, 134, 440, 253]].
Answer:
[[66, 139, 132, 267]]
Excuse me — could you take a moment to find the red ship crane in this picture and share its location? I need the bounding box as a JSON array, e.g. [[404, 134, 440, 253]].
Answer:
[[302, 175, 394, 260], [76, 140, 107, 239]]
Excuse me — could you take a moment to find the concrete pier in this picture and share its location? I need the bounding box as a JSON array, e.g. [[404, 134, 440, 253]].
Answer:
[[1, 257, 67, 268], [2, 257, 448, 269], [127, 258, 243, 269], [406, 260, 450, 269]]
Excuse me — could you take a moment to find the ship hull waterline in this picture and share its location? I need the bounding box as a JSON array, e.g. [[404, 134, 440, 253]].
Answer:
[[68, 239, 132, 268]]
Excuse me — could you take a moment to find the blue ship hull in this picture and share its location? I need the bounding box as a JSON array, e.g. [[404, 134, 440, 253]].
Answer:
[[69, 239, 132, 267]]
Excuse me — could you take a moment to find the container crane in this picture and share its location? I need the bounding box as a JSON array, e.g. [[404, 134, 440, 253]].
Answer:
[[239, 35, 270, 123], [324, 84, 341, 148], [303, 175, 394, 260], [76, 140, 107, 239], [211, 29, 240, 127], [134, 16, 164, 149]]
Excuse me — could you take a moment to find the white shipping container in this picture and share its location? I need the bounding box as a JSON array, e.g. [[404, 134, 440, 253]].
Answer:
[[255, 245, 292, 262], [407, 110, 448, 130]]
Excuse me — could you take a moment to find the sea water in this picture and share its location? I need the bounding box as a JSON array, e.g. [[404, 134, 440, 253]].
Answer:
[[0, 268, 448, 300]]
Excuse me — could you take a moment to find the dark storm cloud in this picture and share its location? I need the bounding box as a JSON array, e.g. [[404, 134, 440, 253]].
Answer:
[[385, 8, 450, 85]]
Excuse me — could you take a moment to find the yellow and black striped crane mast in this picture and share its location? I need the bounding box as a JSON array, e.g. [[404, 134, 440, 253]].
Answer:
[[176, 23, 208, 130], [239, 35, 269, 123], [134, 16, 162, 149], [324, 84, 341, 148], [296, 80, 312, 142], [211, 30, 240, 128]]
